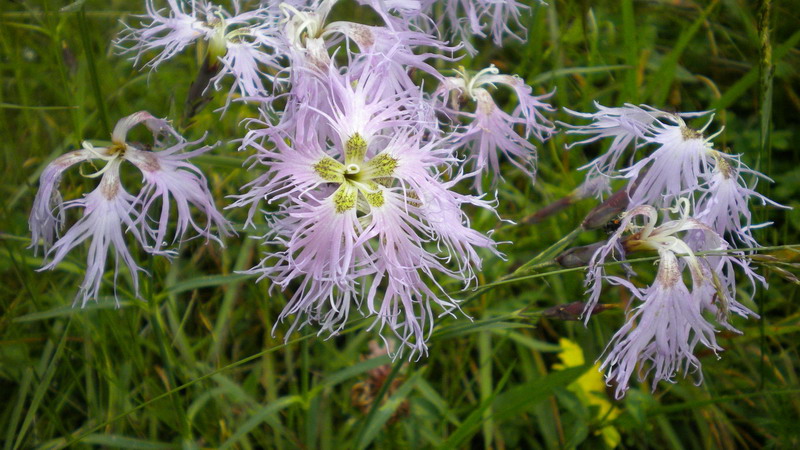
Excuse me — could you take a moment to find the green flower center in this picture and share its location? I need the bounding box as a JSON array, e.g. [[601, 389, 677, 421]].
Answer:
[[313, 133, 399, 213]]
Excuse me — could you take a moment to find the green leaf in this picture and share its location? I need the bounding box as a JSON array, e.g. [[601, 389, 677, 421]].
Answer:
[[3, 368, 33, 450], [60, 0, 87, 12], [491, 329, 561, 352], [711, 30, 800, 111], [355, 372, 421, 449], [12, 320, 72, 450], [219, 396, 302, 449], [491, 365, 591, 423], [529, 65, 630, 84], [165, 273, 257, 296], [78, 435, 179, 449], [0, 103, 77, 110], [440, 364, 516, 448], [432, 318, 530, 341], [309, 355, 392, 399], [13, 298, 132, 322], [646, 1, 718, 106], [414, 378, 461, 426]]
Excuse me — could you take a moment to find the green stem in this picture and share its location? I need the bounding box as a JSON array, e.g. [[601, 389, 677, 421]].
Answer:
[[77, 7, 110, 135], [145, 260, 191, 440], [756, 0, 774, 391]]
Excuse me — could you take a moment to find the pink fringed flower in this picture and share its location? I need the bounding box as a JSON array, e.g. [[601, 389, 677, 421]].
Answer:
[[30, 112, 231, 304], [117, 0, 280, 98], [279, 0, 457, 93], [621, 113, 718, 208], [561, 103, 660, 197], [39, 161, 151, 303], [694, 152, 785, 248], [233, 64, 499, 357], [584, 199, 760, 398], [562, 103, 714, 204], [564, 103, 784, 246], [436, 64, 555, 191], [431, 0, 539, 54]]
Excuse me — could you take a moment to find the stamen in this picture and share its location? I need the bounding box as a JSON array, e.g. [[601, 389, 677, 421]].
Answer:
[[467, 65, 500, 96], [699, 113, 716, 133], [81, 141, 115, 161]]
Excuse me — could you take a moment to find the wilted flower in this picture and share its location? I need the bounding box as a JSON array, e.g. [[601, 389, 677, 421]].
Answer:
[[30, 111, 230, 304], [436, 64, 555, 190], [584, 198, 759, 398]]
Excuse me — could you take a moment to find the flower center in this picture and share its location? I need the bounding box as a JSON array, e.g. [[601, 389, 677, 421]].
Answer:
[[345, 163, 360, 174], [281, 3, 327, 48], [312, 132, 399, 213], [79, 141, 126, 179]]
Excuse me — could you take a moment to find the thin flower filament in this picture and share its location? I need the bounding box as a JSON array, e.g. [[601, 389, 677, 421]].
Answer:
[[79, 141, 126, 179], [281, 2, 328, 47]]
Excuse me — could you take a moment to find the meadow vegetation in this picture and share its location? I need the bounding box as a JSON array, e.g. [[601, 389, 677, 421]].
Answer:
[[1, 0, 799, 448]]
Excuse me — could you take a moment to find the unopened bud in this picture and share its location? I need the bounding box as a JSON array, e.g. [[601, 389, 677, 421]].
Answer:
[[556, 241, 609, 268]]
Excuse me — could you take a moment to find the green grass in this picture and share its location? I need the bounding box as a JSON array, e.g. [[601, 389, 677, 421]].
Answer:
[[2, 0, 800, 448]]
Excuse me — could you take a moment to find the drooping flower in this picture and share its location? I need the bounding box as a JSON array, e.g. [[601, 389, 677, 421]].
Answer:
[[39, 157, 152, 303], [30, 111, 231, 304], [233, 63, 499, 357], [584, 198, 759, 398], [436, 64, 555, 191], [599, 249, 720, 399], [693, 151, 784, 248]]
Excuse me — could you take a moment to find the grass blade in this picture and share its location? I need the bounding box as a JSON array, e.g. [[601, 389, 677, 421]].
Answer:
[[219, 396, 302, 449]]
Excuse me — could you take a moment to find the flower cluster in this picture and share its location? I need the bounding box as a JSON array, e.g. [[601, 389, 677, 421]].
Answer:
[[563, 103, 782, 397], [29, 0, 782, 381], [27, 0, 556, 357], [30, 112, 231, 305]]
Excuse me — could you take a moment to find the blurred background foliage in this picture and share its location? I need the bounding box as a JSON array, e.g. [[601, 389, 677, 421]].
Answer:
[[1, 0, 799, 448]]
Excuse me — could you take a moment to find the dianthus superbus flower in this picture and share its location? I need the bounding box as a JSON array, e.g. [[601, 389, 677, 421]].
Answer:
[[436, 64, 555, 191], [30, 112, 231, 304], [584, 199, 759, 398], [279, 0, 457, 94], [562, 103, 714, 207], [694, 152, 784, 248], [117, 0, 280, 98], [233, 63, 499, 357], [621, 113, 718, 208], [564, 102, 784, 247], [431, 0, 537, 54], [599, 249, 720, 399], [560, 103, 659, 196]]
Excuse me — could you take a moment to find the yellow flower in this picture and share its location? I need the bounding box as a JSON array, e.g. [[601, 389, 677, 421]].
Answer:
[[553, 338, 621, 448]]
